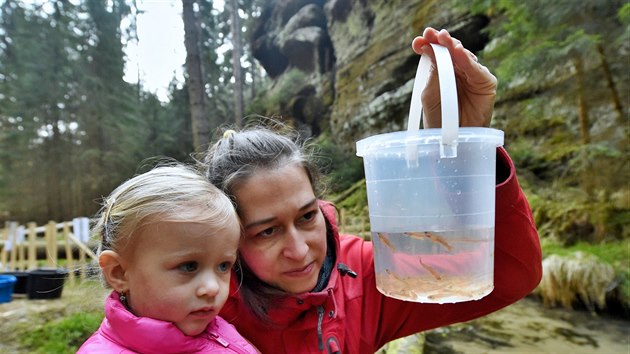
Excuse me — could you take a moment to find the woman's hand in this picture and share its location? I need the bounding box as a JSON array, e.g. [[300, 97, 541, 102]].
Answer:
[[412, 27, 497, 128]]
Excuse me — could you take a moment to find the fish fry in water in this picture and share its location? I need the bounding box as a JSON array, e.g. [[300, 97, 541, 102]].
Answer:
[[377, 232, 397, 252], [418, 257, 442, 281], [405, 231, 453, 252], [385, 268, 405, 282]]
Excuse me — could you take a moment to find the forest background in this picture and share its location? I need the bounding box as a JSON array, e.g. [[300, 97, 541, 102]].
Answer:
[[0, 0, 628, 335]]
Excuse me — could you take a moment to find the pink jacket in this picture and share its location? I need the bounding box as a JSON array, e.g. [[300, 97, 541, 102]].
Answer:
[[77, 292, 258, 353], [219, 148, 542, 353]]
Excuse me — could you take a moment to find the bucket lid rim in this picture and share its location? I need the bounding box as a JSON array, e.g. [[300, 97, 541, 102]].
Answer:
[[356, 128, 504, 156]]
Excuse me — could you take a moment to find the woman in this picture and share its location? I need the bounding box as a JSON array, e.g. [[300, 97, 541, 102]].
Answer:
[[203, 27, 542, 354]]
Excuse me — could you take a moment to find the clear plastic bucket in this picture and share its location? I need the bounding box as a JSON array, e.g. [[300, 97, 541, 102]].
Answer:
[[356, 44, 503, 303]]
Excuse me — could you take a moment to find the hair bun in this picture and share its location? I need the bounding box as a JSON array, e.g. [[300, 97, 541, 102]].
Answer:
[[223, 129, 237, 139]]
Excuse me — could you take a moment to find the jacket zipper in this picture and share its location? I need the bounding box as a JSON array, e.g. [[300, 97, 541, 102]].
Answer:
[[207, 332, 252, 354], [316, 305, 325, 351]]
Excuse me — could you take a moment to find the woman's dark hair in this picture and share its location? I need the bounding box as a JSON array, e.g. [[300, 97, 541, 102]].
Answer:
[[202, 120, 324, 322]]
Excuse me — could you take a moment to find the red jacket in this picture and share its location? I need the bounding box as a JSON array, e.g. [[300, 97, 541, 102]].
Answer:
[[219, 148, 542, 353]]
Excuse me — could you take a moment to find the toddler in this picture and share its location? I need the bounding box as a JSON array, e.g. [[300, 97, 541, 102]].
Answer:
[[78, 164, 258, 353]]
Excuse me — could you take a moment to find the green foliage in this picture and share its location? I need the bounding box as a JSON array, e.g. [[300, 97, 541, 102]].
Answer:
[[329, 178, 370, 240], [541, 239, 629, 266], [0, 1, 201, 222], [270, 69, 308, 111], [567, 143, 623, 175], [314, 133, 364, 194], [0, 0, 271, 223], [618, 2, 630, 43], [334, 180, 368, 212], [19, 311, 103, 353], [452, 0, 630, 247], [247, 68, 313, 119], [526, 185, 628, 243]]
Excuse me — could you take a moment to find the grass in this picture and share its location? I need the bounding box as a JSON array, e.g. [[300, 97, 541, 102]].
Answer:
[[541, 238, 629, 265], [19, 312, 103, 353], [0, 280, 106, 353]]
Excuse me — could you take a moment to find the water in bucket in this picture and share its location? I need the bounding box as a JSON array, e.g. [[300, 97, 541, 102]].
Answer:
[[356, 44, 504, 303]]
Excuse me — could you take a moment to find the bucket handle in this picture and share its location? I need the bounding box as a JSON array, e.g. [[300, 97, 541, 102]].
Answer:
[[407, 43, 459, 158]]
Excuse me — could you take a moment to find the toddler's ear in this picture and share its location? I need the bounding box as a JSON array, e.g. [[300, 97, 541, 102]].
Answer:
[[99, 250, 128, 292]]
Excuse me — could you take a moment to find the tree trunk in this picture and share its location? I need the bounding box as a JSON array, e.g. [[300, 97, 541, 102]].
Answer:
[[250, 56, 256, 102], [596, 44, 624, 125], [229, 0, 243, 127], [44, 121, 64, 222], [573, 56, 590, 145], [182, 0, 210, 151]]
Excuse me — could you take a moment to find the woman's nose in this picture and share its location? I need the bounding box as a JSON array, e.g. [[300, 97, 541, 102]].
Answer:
[[196, 272, 220, 297], [282, 226, 309, 260]]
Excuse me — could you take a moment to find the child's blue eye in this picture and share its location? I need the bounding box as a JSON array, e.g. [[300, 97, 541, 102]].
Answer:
[[179, 262, 198, 272], [218, 262, 232, 273]]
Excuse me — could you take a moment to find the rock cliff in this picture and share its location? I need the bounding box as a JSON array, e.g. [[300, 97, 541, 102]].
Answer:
[[250, 0, 490, 150]]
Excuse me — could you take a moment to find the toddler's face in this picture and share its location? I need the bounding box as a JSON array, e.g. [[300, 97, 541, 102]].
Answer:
[[121, 218, 240, 336]]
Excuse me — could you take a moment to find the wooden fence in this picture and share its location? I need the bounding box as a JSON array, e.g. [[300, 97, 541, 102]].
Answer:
[[0, 218, 96, 283], [0, 210, 370, 281]]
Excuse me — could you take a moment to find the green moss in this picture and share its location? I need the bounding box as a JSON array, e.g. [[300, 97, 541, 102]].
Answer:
[[335, 180, 368, 212], [269, 69, 308, 109], [19, 311, 103, 353], [327, 178, 370, 239], [315, 133, 365, 194], [245, 69, 309, 117]]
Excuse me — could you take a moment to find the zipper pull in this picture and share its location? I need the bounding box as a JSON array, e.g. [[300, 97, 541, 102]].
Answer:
[[208, 331, 230, 347], [337, 263, 357, 278]]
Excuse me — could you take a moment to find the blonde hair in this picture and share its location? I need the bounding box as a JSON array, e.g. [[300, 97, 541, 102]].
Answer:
[[93, 163, 238, 261]]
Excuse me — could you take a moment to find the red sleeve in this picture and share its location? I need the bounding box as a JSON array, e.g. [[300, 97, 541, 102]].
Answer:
[[367, 147, 542, 348]]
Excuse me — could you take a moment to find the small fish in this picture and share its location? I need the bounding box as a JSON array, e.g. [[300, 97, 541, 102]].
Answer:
[[418, 257, 442, 281], [377, 232, 397, 252], [384, 268, 407, 283], [427, 289, 475, 301], [405, 231, 453, 252], [427, 293, 450, 301]]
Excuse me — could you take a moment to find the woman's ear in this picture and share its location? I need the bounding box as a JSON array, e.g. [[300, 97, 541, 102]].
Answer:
[[99, 250, 128, 292]]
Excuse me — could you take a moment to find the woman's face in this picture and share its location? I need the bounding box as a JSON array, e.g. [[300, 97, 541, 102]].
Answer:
[[233, 164, 327, 294]]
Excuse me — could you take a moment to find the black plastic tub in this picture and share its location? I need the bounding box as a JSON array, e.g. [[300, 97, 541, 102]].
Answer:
[[27, 268, 68, 300]]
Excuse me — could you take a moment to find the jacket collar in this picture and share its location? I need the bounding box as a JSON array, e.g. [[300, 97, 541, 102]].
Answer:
[[101, 292, 216, 353]]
